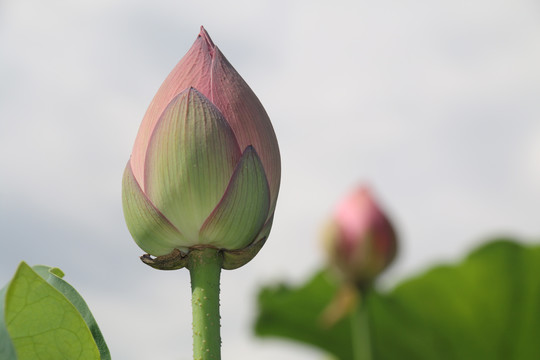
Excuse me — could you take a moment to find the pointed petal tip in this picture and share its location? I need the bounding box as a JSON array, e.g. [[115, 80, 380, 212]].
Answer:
[[242, 145, 262, 160], [198, 26, 215, 51], [162, 87, 204, 110], [186, 86, 202, 96], [181, 86, 213, 105]]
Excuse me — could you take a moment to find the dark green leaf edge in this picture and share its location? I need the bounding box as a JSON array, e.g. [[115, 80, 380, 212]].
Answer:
[[32, 265, 111, 360], [0, 285, 17, 360]]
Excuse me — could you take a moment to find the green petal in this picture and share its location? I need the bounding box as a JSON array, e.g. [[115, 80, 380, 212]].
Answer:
[[144, 88, 241, 243], [222, 215, 275, 270], [122, 161, 186, 256], [200, 146, 270, 250]]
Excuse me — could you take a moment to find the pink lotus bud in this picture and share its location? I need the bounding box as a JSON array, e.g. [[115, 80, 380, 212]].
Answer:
[[122, 27, 280, 269], [324, 186, 397, 287]]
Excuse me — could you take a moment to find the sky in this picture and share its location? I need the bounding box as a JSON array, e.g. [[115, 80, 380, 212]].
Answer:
[[1, 0, 540, 359]]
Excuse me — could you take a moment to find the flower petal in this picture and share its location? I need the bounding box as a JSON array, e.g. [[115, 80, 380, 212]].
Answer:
[[209, 47, 281, 215], [130, 27, 215, 189], [222, 215, 274, 270], [130, 27, 280, 216], [144, 88, 241, 243], [199, 146, 270, 250], [122, 161, 186, 256]]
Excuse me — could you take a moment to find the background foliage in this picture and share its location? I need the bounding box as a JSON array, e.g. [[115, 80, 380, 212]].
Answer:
[[255, 239, 540, 359]]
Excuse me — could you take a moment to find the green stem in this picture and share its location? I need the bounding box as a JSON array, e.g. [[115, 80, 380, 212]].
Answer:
[[188, 247, 223, 360], [351, 289, 372, 360]]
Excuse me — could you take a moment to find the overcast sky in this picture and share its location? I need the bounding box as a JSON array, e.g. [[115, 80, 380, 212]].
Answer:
[[1, 0, 540, 359]]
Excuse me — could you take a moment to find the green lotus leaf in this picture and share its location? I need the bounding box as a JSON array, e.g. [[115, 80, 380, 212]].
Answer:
[[0, 262, 109, 360], [255, 239, 540, 360]]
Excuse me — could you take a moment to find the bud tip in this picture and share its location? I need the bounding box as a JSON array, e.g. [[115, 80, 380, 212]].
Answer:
[[199, 26, 215, 52]]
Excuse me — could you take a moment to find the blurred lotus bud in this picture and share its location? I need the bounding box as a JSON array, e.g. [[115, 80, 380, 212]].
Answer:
[[324, 186, 397, 287], [122, 27, 280, 269]]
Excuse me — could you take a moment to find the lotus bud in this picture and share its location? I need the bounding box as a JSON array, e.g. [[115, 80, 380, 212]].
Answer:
[[122, 27, 280, 270], [324, 186, 397, 288]]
